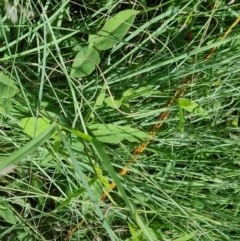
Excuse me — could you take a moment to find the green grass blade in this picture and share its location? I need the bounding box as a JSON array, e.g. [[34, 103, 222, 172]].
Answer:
[[0, 123, 56, 172], [55, 125, 117, 241]]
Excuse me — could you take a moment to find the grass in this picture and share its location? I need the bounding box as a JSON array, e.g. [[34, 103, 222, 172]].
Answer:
[[0, 0, 240, 240]]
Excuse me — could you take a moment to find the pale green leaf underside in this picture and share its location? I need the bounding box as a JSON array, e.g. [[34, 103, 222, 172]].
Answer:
[[88, 123, 149, 144]]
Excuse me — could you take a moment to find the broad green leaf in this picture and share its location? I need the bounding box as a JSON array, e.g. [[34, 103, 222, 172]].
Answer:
[[231, 118, 238, 127], [94, 165, 110, 188], [88, 34, 98, 49], [91, 178, 104, 201], [0, 99, 13, 119], [104, 97, 123, 109], [53, 134, 61, 152], [16, 231, 34, 241], [131, 226, 160, 240], [60, 125, 93, 142], [99, 175, 110, 189], [90, 9, 138, 50], [145, 227, 162, 240], [123, 86, 155, 99], [0, 123, 56, 172], [21, 117, 53, 138], [178, 99, 198, 112], [128, 223, 141, 241], [178, 98, 209, 118], [0, 73, 19, 98], [173, 231, 197, 241], [70, 46, 100, 78], [88, 123, 149, 144], [0, 202, 16, 224]]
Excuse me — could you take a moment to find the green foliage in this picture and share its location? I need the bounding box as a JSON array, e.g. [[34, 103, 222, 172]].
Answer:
[[21, 117, 54, 137], [88, 123, 149, 144], [89, 9, 138, 50], [0, 73, 19, 98], [173, 231, 197, 241], [178, 98, 209, 118], [0, 0, 240, 240], [0, 202, 16, 225], [70, 46, 100, 78], [0, 123, 56, 172]]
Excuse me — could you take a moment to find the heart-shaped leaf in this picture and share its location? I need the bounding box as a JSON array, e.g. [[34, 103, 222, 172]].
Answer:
[[89, 9, 138, 50], [21, 117, 54, 138], [70, 46, 100, 78]]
